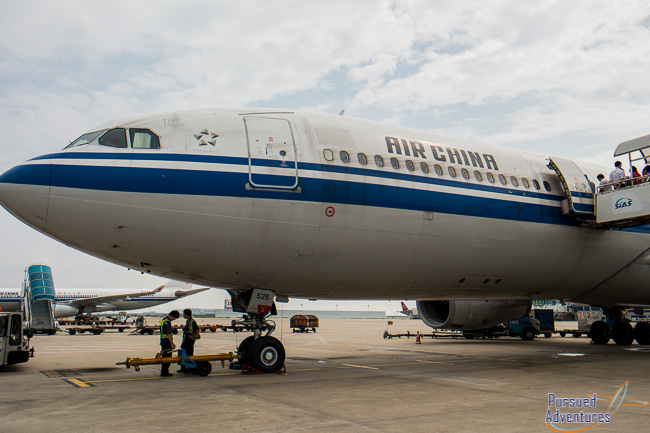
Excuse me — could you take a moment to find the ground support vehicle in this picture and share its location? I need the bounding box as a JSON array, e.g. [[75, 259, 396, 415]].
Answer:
[[461, 309, 555, 340], [1, 312, 34, 366], [65, 325, 131, 335], [132, 324, 180, 335]]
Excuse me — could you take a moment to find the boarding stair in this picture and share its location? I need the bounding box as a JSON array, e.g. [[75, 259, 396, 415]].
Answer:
[[549, 134, 650, 229], [22, 264, 57, 334]]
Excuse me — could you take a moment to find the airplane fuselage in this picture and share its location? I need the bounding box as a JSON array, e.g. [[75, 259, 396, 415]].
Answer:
[[0, 288, 180, 317], [2, 108, 650, 308]]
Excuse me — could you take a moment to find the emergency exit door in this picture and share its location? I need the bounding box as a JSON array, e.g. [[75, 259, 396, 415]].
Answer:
[[244, 116, 299, 190]]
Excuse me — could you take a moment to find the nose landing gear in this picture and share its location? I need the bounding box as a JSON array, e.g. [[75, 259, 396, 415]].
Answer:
[[228, 289, 287, 373]]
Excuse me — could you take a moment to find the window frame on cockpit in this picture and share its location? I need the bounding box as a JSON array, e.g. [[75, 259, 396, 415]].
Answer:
[[129, 128, 161, 149], [98, 128, 128, 148], [64, 130, 105, 149]]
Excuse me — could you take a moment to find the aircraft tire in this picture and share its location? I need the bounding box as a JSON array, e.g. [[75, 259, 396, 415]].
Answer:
[[237, 336, 256, 366], [634, 322, 650, 345], [247, 336, 286, 373], [612, 322, 634, 346], [520, 327, 536, 341], [589, 321, 611, 345]]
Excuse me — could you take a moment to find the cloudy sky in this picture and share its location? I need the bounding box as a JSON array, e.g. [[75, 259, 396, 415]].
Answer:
[[2, 1, 650, 312]]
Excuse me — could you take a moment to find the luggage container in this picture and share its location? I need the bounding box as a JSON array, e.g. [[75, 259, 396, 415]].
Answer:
[[290, 314, 319, 332]]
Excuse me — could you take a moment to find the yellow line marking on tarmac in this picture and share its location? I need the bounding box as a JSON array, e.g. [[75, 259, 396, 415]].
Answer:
[[65, 378, 95, 388], [342, 364, 380, 370]]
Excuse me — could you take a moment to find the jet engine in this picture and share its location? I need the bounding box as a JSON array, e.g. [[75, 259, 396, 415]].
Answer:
[[416, 300, 531, 330], [53, 304, 80, 318]]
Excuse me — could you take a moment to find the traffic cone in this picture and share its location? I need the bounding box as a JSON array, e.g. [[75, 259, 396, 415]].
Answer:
[[416, 332, 421, 344]]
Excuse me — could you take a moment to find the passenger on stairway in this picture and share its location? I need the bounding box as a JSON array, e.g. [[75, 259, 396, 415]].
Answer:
[[597, 174, 612, 193], [609, 161, 625, 189], [642, 165, 650, 182], [632, 166, 643, 185]]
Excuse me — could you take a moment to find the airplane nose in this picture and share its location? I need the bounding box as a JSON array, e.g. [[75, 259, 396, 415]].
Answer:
[[0, 161, 51, 231]]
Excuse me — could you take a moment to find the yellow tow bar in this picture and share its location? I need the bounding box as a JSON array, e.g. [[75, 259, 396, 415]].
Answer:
[[117, 349, 240, 376]]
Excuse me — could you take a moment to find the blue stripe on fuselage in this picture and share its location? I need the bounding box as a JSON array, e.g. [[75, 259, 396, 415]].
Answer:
[[0, 152, 607, 227]]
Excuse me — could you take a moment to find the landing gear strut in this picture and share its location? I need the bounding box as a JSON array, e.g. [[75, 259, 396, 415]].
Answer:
[[228, 289, 286, 373]]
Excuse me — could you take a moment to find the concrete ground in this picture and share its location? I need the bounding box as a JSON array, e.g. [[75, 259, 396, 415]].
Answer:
[[1, 317, 649, 433]]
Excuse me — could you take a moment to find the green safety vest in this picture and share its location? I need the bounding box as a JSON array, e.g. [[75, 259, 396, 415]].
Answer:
[[186, 318, 201, 340], [160, 317, 171, 339]]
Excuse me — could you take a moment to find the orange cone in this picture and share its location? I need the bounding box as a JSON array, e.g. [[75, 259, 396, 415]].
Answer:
[[416, 332, 421, 344]]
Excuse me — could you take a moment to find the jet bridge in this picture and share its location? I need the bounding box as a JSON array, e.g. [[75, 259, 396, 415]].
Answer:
[[549, 135, 650, 229]]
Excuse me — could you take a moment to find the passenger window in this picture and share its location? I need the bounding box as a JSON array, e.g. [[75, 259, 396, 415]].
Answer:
[[340, 151, 350, 163], [375, 155, 384, 167], [99, 128, 127, 148], [499, 174, 507, 185], [510, 176, 519, 187], [390, 158, 400, 169], [461, 168, 470, 179], [434, 164, 443, 175], [533, 179, 541, 190], [406, 160, 415, 172], [474, 171, 482, 181], [323, 149, 334, 161], [448, 167, 457, 178], [357, 153, 368, 165], [543, 181, 552, 192], [130, 129, 160, 149], [522, 178, 530, 188], [487, 172, 495, 183], [420, 162, 429, 174]]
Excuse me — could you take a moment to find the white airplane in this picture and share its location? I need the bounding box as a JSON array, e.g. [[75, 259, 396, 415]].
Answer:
[[1, 107, 650, 372], [398, 301, 419, 319], [0, 280, 209, 318]]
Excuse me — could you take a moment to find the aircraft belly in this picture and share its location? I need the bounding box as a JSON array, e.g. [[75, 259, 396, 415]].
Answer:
[[43, 186, 650, 301]]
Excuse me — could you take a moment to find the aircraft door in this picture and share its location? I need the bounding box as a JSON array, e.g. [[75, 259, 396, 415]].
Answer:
[[244, 116, 299, 190], [547, 157, 595, 216]]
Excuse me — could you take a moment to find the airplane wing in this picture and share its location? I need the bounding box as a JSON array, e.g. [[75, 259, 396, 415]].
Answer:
[[174, 287, 210, 297], [59, 285, 164, 308]]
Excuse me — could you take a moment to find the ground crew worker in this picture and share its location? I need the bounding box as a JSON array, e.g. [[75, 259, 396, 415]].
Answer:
[[160, 310, 180, 377], [178, 308, 201, 373]]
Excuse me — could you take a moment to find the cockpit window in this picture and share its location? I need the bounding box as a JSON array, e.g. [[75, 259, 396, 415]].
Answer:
[[99, 128, 128, 148], [130, 129, 160, 149], [64, 130, 104, 149]]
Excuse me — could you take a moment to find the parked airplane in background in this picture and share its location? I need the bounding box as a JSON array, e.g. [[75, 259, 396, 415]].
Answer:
[[398, 302, 419, 319], [2, 107, 650, 372], [0, 280, 209, 318]]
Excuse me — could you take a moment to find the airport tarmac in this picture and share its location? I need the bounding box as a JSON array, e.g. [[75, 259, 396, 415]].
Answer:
[[1, 317, 650, 433]]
